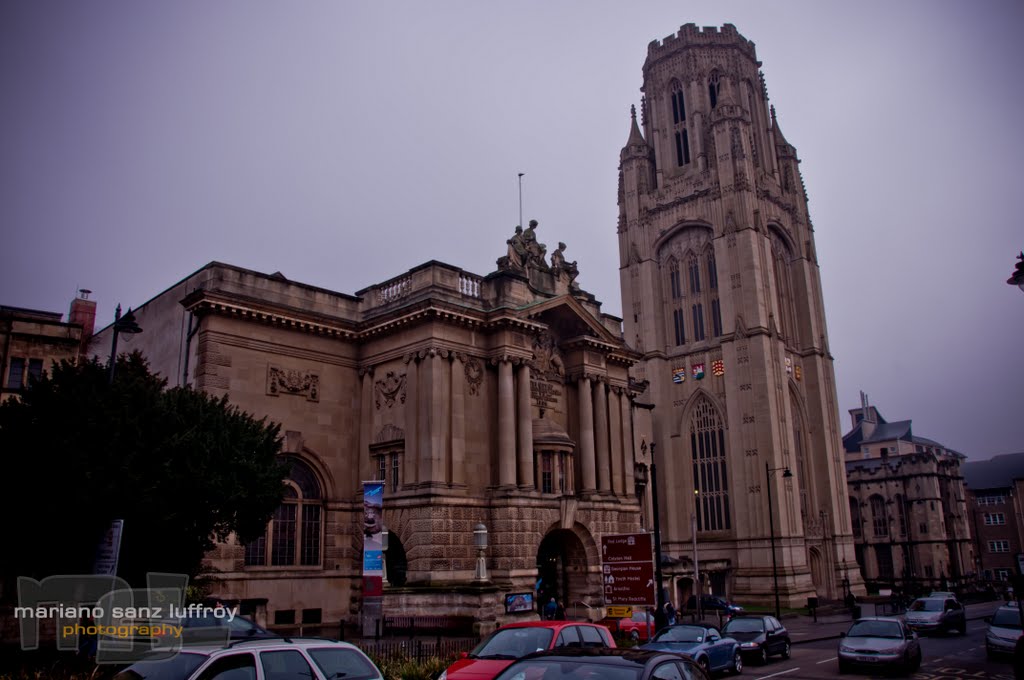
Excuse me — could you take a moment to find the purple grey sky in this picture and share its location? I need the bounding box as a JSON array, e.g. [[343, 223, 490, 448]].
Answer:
[[2, 1, 1021, 461]]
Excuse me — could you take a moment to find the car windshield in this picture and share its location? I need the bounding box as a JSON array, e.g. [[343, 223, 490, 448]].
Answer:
[[908, 599, 943, 612], [471, 628, 555, 659], [111, 652, 208, 679], [631, 613, 652, 623], [308, 647, 380, 680], [991, 609, 1024, 628], [652, 625, 706, 643], [847, 621, 903, 639], [724, 618, 765, 633], [494, 659, 641, 680]]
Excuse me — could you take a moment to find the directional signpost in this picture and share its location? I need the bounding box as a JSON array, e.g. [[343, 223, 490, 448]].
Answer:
[[600, 532, 656, 606]]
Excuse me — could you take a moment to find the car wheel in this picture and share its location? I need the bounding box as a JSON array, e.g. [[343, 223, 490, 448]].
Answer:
[[757, 647, 768, 665], [780, 640, 791, 660], [698, 656, 710, 674], [731, 651, 743, 675], [630, 630, 639, 642]]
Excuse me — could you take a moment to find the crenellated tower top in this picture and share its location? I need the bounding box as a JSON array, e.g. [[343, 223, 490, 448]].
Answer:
[[645, 23, 758, 68]]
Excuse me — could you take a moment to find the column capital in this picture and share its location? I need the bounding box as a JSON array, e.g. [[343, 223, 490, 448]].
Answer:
[[358, 365, 375, 378]]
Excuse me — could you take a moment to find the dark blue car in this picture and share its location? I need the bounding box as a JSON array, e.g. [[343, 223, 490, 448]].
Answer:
[[640, 623, 742, 675]]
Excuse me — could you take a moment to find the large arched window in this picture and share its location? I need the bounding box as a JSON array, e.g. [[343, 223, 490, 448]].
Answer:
[[671, 80, 690, 167], [245, 457, 323, 567], [690, 397, 730, 532], [769, 229, 798, 346], [664, 257, 685, 346], [870, 495, 888, 538], [708, 72, 721, 109]]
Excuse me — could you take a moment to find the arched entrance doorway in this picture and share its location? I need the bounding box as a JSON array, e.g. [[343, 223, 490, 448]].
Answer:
[[537, 529, 589, 614], [808, 546, 822, 594]]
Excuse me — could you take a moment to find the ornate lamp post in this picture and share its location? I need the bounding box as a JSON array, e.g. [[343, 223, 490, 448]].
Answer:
[[766, 463, 793, 618], [473, 523, 489, 582], [108, 304, 142, 384], [381, 526, 389, 585], [650, 442, 667, 630]]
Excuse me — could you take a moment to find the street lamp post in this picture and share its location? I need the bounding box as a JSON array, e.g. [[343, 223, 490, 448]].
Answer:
[[473, 523, 489, 582], [766, 462, 792, 619], [650, 443, 667, 630], [108, 304, 142, 384]]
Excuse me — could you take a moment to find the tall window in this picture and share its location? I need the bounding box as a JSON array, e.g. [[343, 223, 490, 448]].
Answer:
[[688, 254, 701, 294], [708, 73, 721, 109], [541, 452, 553, 493], [6, 357, 24, 389], [669, 259, 682, 299], [374, 451, 402, 493], [691, 303, 705, 341], [666, 258, 685, 346], [870, 495, 887, 537], [691, 397, 730, 532], [849, 497, 862, 538], [769, 230, 798, 346], [895, 495, 908, 535], [672, 309, 686, 346], [710, 299, 722, 338], [245, 457, 323, 567], [671, 80, 690, 166], [27, 358, 43, 384]]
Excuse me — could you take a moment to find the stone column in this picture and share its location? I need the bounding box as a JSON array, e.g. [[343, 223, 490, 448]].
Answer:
[[420, 350, 448, 486], [450, 354, 465, 487], [578, 375, 596, 492], [498, 358, 516, 487], [609, 387, 624, 495], [418, 352, 433, 485], [594, 379, 611, 493], [517, 363, 534, 488], [358, 368, 374, 487], [621, 391, 635, 496], [404, 355, 418, 486]]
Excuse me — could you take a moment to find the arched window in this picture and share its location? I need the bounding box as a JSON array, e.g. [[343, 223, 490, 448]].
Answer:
[[895, 495, 908, 536], [708, 73, 721, 109], [665, 258, 685, 346], [850, 497, 862, 538], [706, 247, 721, 338], [870, 495, 887, 537], [769, 229, 798, 346], [671, 80, 691, 167], [690, 397, 730, 532], [245, 457, 323, 567]]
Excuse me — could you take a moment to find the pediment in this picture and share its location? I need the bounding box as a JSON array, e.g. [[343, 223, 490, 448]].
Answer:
[[520, 296, 621, 346]]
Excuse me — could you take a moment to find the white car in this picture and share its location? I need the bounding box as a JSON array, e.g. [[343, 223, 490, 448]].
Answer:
[[112, 637, 384, 680], [986, 604, 1024, 659]]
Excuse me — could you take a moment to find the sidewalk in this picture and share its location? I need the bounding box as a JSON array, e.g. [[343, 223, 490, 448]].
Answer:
[[784, 599, 1006, 644]]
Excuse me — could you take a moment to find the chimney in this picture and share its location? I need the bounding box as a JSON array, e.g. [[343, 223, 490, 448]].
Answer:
[[69, 289, 97, 351], [859, 391, 876, 440]]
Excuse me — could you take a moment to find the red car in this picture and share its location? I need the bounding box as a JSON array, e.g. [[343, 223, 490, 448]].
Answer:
[[439, 621, 615, 680], [615, 610, 657, 642]]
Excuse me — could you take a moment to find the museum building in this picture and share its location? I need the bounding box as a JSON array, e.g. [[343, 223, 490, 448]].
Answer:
[[88, 232, 653, 631]]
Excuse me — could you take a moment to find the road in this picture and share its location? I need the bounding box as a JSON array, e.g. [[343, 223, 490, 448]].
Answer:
[[734, 617, 1016, 680]]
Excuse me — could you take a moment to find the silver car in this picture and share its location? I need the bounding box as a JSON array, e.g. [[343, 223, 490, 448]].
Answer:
[[904, 596, 966, 635], [986, 603, 1024, 659], [838, 617, 921, 675]]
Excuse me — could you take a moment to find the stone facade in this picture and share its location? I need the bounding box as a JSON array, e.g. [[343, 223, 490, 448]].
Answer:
[[616, 23, 861, 607], [88, 236, 652, 632], [843, 396, 973, 592], [1, 292, 94, 402]]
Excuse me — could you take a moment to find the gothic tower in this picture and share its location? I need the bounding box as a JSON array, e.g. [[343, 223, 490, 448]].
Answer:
[[617, 23, 861, 604]]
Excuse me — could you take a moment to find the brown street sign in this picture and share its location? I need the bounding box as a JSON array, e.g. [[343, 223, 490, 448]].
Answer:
[[601, 532, 655, 606]]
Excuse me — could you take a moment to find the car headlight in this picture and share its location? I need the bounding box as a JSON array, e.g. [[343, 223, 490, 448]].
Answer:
[[740, 642, 759, 648], [838, 644, 853, 653], [878, 647, 902, 655]]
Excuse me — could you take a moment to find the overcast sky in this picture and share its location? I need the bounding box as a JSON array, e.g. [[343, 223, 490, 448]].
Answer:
[[2, 1, 1021, 461]]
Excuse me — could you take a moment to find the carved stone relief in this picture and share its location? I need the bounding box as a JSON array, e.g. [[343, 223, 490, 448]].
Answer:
[[374, 371, 407, 409], [529, 333, 565, 381], [463, 356, 483, 396], [267, 365, 320, 402]]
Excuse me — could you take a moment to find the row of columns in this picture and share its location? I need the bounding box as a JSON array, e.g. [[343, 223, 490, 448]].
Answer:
[[576, 375, 636, 496]]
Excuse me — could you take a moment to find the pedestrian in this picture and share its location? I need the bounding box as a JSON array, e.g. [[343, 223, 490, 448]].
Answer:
[[544, 597, 557, 620], [665, 601, 677, 626], [555, 600, 566, 621]]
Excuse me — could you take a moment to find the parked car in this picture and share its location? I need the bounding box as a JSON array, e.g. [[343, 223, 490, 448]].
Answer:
[[904, 596, 966, 635], [438, 621, 615, 680], [112, 637, 384, 680], [614, 610, 657, 642], [837, 617, 921, 675], [640, 622, 743, 675], [685, 595, 744, 616], [928, 591, 957, 599], [722, 615, 790, 664], [492, 647, 710, 680], [986, 603, 1024, 659]]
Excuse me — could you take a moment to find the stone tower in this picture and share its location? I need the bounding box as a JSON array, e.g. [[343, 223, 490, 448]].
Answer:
[[617, 23, 861, 605]]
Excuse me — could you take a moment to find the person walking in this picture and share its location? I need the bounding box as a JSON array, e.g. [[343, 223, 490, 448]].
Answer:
[[665, 601, 677, 626], [554, 600, 566, 621], [544, 597, 557, 620]]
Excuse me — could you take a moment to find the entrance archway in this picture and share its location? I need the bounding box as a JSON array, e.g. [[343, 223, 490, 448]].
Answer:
[[537, 529, 589, 614], [808, 546, 822, 593]]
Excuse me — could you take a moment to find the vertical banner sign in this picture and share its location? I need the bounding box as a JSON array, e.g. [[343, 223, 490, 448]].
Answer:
[[93, 519, 124, 576], [362, 482, 384, 597]]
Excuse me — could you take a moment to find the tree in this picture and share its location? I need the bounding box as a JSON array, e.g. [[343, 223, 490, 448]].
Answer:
[[0, 352, 288, 592]]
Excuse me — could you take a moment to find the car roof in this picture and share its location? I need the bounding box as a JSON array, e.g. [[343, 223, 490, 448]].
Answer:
[[851, 616, 903, 623], [209, 637, 360, 656], [500, 621, 602, 630], [517, 647, 687, 666]]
